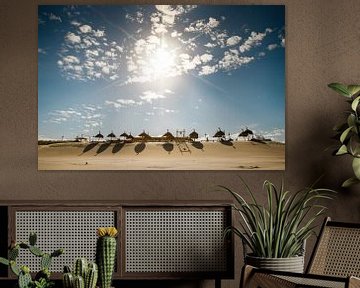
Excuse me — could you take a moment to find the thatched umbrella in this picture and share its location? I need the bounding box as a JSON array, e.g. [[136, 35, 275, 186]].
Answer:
[[139, 131, 152, 141], [120, 132, 129, 138], [107, 131, 116, 141], [94, 131, 104, 141], [213, 128, 225, 139], [189, 129, 199, 141], [239, 128, 254, 138], [162, 130, 175, 141]]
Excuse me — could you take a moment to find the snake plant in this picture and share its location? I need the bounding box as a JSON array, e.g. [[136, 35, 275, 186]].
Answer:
[[221, 179, 335, 258]]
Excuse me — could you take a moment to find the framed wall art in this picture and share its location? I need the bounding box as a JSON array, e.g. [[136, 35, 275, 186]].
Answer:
[[38, 5, 285, 170]]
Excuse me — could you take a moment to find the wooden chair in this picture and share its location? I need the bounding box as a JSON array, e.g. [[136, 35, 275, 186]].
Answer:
[[241, 217, 360, 288]]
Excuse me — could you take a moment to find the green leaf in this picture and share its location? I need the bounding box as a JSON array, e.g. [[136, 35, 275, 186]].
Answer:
[[351, 96, 360, 111], [347, 85, 360, 97], [0, 257, 9, 266], [336, 144, 348, 155], [352, 157, 360, 179], [347, 114, 356, 128], [328, 83, 351, 97], [340, 126, 353, 143], [342, 177, 360, 187]]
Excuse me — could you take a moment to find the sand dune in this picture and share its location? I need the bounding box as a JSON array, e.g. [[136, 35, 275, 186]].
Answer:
[[38, 141, 285, 170]]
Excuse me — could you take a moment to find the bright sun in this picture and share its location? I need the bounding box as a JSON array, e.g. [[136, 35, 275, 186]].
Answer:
[[151, 47, 175, 77]]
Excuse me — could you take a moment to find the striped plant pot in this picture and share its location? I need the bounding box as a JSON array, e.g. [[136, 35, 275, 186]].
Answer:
[[245, 254, 305, 273]]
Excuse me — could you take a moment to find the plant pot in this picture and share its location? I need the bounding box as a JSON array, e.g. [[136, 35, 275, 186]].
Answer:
[[245, 254, 304, 273]]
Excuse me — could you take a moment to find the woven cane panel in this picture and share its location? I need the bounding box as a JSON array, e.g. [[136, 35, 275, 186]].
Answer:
[[15, 211, 115, 272], [125, 210, 227, 273], [310, 226, 360, 277], [277, 275, 345, 288]]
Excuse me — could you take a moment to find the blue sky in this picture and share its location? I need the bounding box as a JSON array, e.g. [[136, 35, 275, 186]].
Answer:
[[38, 5, 285, 141]]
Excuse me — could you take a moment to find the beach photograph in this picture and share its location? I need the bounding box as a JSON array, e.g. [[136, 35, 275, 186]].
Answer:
[[38, 5, 285, 170]]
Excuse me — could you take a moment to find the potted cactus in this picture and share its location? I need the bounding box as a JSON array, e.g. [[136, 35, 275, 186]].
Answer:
[[0, 232, 63, 288], [96, 227, 118, 288], [62, 258, 98, 288]]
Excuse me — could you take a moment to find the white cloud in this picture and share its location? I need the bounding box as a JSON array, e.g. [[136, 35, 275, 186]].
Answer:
[[140, 91, 166, 103], [267, 44, 278, 50], [155, 5, 197, 25], [204, 42, 217, 48], [259, 52, 266, 57], [199, 65, 217, 76], [164, 89, 174, 94], [62, 55, 80, 64], [93, 29, 105, 37], [239, 29, 272, 53], [79, 25, 92, 33], [48, 13, 62, 22], [208, 17, 219, 28], [38, 48, 46, 55], [200, 53, 213, 63], [226, 35, 241, 46], [105, 98, 142, 109], [70, 20, 81, 26], [65, 32, 81, 44], [102, 66, 110, 74], [218, 50, 254, 71]]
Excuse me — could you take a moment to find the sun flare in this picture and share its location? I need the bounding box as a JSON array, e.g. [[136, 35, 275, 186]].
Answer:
[[150, 47, 175, 77]]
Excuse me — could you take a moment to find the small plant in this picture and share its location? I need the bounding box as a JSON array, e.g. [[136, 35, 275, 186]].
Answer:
[[328, 83, 360, 187], [0, 232, 63, 288], [96, 227, 118, 288], [62, 258, 98, 288], [221, 179, 334, 258]]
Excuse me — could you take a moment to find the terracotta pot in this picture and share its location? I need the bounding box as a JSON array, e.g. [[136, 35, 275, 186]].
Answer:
[[245, 254, 304, 273]]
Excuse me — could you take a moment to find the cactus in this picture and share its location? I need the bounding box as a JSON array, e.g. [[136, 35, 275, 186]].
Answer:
[[0, 233, 64, 288], [18, 269, 32, 288], [29, 245, 44, 257], [96, 227, 118, 288], [63, 272, 74, 288], [63, 260, 98, 288], [74, 258, 88, 279], [74, 275, 85, 288], [41, 253, 52, 270], [29, 232, 37, 246], [85, 263, 98, 288]]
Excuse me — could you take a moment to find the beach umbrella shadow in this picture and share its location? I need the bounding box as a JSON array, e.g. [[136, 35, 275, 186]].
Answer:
[[191, 141, 204, 151], [82, 142, 98, 154], [135, 142, 146, 154], [112, 142, 125, 154], [96, 142, 111, 155], [221, 139, 236, 148], [162, 142, 174, 154]]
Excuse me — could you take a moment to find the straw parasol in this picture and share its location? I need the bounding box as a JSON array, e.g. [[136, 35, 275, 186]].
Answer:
[[94, 131, 104, 140], [189, 129, 199, 141], [162, 130, 175, 141], [107, 131, 116, 141], [213, 128, 225, 138], [139, 131, 152, 141], [239, 128, 254, 138], [120, 132, 129, 138]]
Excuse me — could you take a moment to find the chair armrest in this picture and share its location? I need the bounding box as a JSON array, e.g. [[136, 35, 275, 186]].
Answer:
[[240, 265, 296, 288], [349, 276, 360, 288], [240, 265, 349, 288]]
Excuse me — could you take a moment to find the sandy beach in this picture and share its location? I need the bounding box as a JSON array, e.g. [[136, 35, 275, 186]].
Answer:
[[38, 141, 285, 170]]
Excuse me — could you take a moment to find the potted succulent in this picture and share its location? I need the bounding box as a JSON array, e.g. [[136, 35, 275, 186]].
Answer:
[[221, 179, 334, 273], [0, 232, 63, 288], [328, 83, 360, 187]]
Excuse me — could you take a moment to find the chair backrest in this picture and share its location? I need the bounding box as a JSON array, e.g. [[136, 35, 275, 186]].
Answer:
[[307, 217, 360, 277]]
